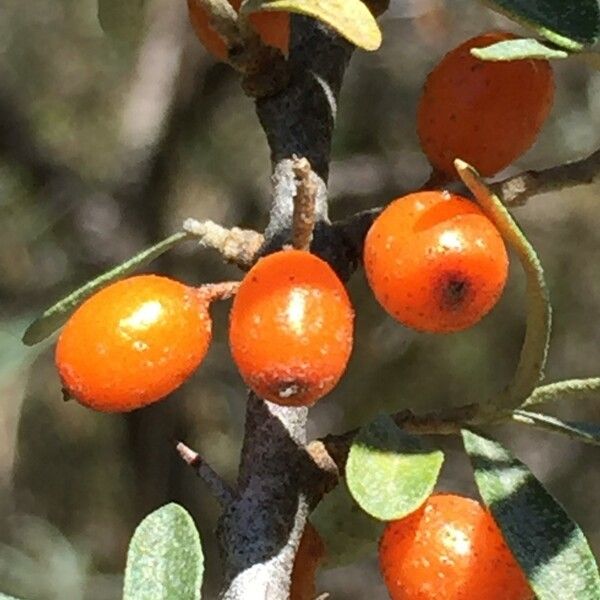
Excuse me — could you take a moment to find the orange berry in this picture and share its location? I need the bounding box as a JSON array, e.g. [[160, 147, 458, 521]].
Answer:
[[379, 494, 533, 600], [290, 522, 326, 600], [229, 249, 354, 407], [187, 0, 289, 61], [55, 275, 212, 412], [364, 191, 508, 333], [417, 31, 554, 178]]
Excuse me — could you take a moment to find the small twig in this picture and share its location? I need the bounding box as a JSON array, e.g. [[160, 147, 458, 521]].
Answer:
[[292, 157, 318, 251], [491, 147, 600, 207], [183, 218, 263, 269], [191, 0, 289, 97], [320, 404, 479, 474], [176, 441, 236, 506], [198, 281, 241, 303], [192, 0, 244, 52]]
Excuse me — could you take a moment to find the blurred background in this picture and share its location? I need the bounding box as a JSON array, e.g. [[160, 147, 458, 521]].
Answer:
[[1, 0, 599, 597]]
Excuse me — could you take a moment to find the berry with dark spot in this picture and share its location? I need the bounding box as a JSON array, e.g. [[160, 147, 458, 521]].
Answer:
[[363, 191, 508, 333]]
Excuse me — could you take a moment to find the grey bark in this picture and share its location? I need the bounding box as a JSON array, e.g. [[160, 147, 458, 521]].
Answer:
[[216, 16, 354, 600]]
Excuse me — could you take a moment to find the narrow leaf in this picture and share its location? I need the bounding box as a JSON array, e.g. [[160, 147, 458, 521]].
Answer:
[[346, 415, 444, 521], [462, 429, 600, 599], [123, 503, 203, 600], [471, 38, 569, 61], [512, 410, 600, 446], [311, 479, 384, 568], [480, 0, 600, 50], [241, 0, 382, 51], [456, 160, 551, 410], [22, 231, 190, 346], [525, 378, 600, 407]]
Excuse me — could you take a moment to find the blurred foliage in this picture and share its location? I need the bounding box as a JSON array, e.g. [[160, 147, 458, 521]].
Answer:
[[0, 0, 599, 598]]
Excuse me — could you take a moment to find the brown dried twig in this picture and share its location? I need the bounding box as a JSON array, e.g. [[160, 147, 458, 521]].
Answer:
[[183, 218, 263, 269], [292, 157, 318, 251]]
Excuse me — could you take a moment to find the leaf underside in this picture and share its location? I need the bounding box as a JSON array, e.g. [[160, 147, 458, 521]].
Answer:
[[462, 429, 600, 600], [123, 503, 204, 600], [481, 0, 600, 50]]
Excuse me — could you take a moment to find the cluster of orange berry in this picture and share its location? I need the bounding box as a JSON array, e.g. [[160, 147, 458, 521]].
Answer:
[[54, 24, 554, 600], [55, 28, 555, 415], [55, 188, 508, 413]]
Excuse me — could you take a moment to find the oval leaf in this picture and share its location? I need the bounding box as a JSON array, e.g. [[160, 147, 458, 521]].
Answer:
[[481, 0, 600, 50], [241, 0, 382, 51], [123, 503, 204, 600], [512, 410, 600, 446], [346, 415, 444, 521], [471, 38, 569, 61], [456, 160, 551, 410], [22, 231, 190, 346], [462, 429, 600, 600], [311, 479, 384, 568]]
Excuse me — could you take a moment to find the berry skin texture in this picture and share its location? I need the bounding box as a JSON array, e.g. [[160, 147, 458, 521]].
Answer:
[[229, 249, 354, 407], [187, 0, 289, 61], [55, 275, 212, 413], [364, 191, 508, 333], [379, 494, 533, 600], [417, 31, 554, 178]]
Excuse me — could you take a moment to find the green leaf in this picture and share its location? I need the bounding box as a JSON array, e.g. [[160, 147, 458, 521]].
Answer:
[[512, 410, 600, 446], [525, 378, 600, 407], [462, 429, 600, 599], [480, 0, 600, 50], [22, 231, 190, 346], [311, 479, 384, 568], [346, 415, 444, 521], [456, 160, 551, 411], [123, 503, 203, 600], [98, 0, 146, 44], [241, 0, 382, 51], [471, 38, 569, 61]]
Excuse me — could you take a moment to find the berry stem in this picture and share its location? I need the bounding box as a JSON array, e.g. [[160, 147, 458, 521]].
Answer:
[[176, 440, 236, 506], [291, 156, 317, 251]]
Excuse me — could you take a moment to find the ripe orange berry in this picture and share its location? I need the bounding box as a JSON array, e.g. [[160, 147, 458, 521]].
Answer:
[[229, 249, 354, 407], [187, 0, 289, 61], [417, 31, 554, 178], [364, 191, 508, 333], [379, 494, 533, 600], [290, 522, 326, 600], [55, 275, 212, 412]]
